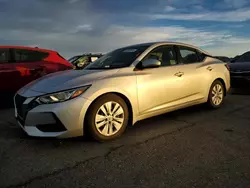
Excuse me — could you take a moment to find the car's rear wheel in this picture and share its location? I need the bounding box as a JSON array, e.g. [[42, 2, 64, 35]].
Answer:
[[207, 80, 225, 108], [86, 94, 129, 142]]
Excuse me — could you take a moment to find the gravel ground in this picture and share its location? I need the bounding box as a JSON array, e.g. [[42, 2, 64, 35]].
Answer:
[[0, 91, 250, 188]]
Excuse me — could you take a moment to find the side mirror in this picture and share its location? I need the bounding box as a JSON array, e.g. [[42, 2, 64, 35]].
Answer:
[[142, 59, 161, 68]]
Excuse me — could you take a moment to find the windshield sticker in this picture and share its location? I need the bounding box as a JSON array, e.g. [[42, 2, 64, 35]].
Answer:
[[123, 49, 137, 53]]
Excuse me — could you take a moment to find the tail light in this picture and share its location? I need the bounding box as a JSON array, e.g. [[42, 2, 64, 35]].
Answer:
[[225, 64, 230, 71]]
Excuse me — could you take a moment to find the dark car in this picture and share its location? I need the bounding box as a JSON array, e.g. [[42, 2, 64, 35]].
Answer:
[[228, 61, 250, 88], [0, 46, 73, 93], [68, 53, 103, 69], [231, 51, 250, 63]]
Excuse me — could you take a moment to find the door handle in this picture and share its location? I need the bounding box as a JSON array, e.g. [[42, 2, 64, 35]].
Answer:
[[207, 66, 213, 71], [174, 72, 184, 77]]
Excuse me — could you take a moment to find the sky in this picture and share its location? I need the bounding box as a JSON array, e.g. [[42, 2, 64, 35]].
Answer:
[[0, 0, 250, 58]]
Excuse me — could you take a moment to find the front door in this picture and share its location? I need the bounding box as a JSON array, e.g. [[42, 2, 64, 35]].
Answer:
[[135, 45, 187, 115]]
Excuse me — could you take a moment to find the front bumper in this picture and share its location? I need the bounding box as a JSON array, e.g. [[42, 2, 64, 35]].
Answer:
[[14, 92, 92, 138]]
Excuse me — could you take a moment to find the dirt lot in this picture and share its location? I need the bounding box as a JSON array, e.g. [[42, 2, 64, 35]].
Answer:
[[0, 91, 250, 188]]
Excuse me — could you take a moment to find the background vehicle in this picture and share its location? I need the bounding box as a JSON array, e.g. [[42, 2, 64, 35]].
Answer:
[[14, 42, 230, 142], [228, 57, 250, 89], [68, 53, 103, 69], [231, 51, 250, 63], [0, 46, 73, 93]]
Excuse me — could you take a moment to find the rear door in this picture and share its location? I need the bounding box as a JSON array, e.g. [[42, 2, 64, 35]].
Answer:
[[174, 45, 205, 100]]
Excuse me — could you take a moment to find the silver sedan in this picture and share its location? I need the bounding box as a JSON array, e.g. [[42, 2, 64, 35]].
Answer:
[[14, 42, 230, 141]]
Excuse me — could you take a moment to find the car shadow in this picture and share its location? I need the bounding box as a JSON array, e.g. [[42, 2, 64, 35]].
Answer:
[[0, 93, 15, 109], [124, 104, 209, 133], [2, 104, 209, 143]]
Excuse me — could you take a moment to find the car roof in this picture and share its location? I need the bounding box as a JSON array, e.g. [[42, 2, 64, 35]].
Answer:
[[124, 41, 212, 56], [0, 45, 57, 53]]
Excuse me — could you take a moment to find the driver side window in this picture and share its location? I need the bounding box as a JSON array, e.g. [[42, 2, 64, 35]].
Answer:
[[143, 45, 177, 67]]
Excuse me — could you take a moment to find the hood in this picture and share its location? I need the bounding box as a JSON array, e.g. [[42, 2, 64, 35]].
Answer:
[[228, 62, 250, 72], [20, 69, 119, 94]]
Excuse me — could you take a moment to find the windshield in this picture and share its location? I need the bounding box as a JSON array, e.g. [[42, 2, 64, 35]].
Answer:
[[85, 45, 150, 70]]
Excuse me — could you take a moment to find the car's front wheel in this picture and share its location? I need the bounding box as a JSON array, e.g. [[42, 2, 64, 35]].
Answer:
[[207, 80, 225, 108], [86, 94, 129, 142]]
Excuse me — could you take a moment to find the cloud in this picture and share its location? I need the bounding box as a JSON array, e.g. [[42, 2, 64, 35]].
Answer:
[[206, 42, 250, 57], [222, 0, 248, 9], [68, 0, 79, 3], [164, 6, 176, 12], [160, 0, 202, 8], [75, 24, 93, 32], [0, 0, 250, 59], [1, 24, 249, 58], [147, 8, 250, 22]]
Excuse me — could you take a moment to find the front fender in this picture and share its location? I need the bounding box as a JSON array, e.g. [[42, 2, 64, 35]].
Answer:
[[82, 78, 139, 125]]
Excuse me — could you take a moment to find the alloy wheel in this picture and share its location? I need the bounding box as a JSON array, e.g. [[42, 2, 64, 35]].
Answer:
[[211, 84, 223, 105], [95, 101, 124, 136]]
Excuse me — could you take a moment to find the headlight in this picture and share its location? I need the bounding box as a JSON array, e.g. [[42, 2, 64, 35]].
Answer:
[[36, 86, 90, 104]]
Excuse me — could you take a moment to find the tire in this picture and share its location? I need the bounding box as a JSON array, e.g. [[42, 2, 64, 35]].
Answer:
[[207, 80, 225, 108], [86, 94, 129, 142]]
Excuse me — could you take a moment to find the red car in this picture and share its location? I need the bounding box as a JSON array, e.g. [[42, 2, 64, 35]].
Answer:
[[0, 46, 73, 93]]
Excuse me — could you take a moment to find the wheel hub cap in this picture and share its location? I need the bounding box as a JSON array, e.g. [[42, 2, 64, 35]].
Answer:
[[211, 84, 223, 105], [95, 101, 124, 136]]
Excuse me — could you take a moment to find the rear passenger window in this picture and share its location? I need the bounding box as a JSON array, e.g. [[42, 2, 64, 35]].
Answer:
[[0, 49, 9, 63], [14, 49, 49, 62], [179, 46, 200, 64], [197, 51, 206, 62]]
